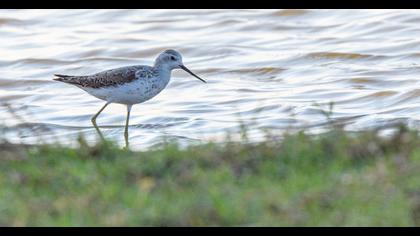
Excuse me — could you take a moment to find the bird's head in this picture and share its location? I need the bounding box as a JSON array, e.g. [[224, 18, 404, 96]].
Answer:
[[154, 49, 206, 83]]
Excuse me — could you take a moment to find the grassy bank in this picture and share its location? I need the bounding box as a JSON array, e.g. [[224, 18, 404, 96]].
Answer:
[[1, 125, 420, 226]]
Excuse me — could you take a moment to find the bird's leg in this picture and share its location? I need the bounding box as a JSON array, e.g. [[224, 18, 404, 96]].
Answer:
[[93, 121, 105, 142], [124, 105, 132, 148], [91, 102, 110, 142], [91, 102, 110, 125]]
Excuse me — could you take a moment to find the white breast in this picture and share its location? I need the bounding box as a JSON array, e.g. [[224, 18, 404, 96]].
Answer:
[[82, 75, 170, 105]]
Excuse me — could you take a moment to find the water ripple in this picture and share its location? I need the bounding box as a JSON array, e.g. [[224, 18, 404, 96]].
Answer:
[[1, 9, 420, 149]]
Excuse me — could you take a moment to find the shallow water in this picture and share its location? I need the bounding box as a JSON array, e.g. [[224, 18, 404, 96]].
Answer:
[[2, 9, 420, 149]]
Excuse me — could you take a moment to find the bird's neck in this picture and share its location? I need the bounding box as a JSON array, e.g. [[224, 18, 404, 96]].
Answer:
[[153, 61, 172, 71], [151, 66, 171, 93], [153, 63, 173, 78], [151, 64, 171, 83]]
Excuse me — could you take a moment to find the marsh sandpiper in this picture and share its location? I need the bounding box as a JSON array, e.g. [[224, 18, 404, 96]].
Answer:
[[54, 49, 206, 144]]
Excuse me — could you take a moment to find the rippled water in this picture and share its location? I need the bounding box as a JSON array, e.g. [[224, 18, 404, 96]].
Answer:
[[2, 9, 420, 149]]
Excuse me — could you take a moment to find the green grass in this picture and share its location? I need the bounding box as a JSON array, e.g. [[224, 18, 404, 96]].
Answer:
[[1, 125, 420, 226]]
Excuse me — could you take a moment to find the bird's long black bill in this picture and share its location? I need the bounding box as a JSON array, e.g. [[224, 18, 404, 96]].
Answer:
[[179, 65, 207, 83]]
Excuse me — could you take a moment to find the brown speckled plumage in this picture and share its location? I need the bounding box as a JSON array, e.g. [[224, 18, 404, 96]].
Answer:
[[54, 65, 157, 89]]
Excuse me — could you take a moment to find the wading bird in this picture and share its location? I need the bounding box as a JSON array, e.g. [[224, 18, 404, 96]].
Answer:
[[54, 49, 206, 146]]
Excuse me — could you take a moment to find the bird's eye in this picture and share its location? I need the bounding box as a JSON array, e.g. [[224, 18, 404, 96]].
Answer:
[[170, 56, 176, 61]]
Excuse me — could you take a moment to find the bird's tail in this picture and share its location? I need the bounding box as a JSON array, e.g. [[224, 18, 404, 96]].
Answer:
[[53, 74, 81, 86]]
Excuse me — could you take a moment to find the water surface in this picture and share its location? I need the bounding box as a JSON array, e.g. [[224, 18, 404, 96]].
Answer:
[[1, 9, 420, 149]]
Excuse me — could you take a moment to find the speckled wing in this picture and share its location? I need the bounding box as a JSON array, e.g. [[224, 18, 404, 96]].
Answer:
[[54, 65, 154, 89]]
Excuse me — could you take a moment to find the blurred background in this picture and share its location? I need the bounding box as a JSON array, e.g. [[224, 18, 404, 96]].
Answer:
[[1, 9, 420, 149]]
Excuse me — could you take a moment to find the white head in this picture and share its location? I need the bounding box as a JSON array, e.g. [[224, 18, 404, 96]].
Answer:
[[154, 49, 206, 83]]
